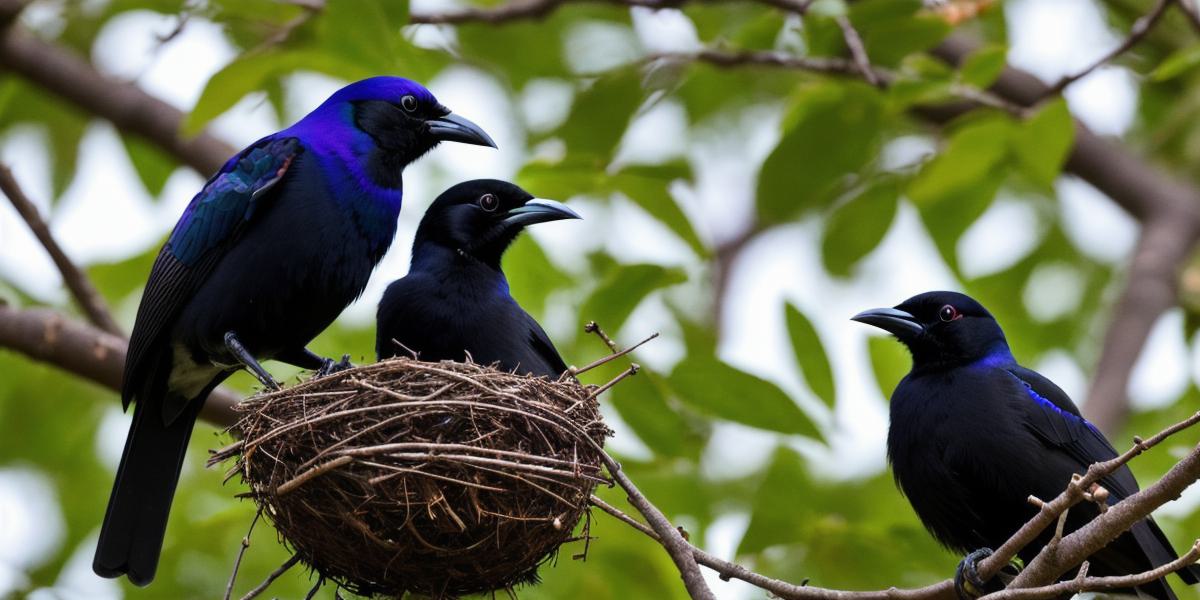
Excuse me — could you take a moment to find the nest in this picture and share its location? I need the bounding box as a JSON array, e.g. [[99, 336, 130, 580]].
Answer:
[[210, 358, 613, 599]]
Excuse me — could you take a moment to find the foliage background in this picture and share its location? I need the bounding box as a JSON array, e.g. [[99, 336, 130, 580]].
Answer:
[[0, 0, 1198, 598]]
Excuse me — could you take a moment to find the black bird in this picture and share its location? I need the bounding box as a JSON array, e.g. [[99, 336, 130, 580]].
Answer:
[[853, 291, 1200, 599], [96, 77, 495, 585], [376, 179, 579, 378]]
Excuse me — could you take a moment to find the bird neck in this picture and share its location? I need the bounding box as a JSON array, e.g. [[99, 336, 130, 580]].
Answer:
[[410, 242, 511, 294], [910, 339, 1014, 375]]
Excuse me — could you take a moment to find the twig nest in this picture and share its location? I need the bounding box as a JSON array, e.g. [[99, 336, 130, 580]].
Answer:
[[212, 358, 612, 599]]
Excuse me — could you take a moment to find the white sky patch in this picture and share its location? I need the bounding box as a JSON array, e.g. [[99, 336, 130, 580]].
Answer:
[[880, 135, 936, 172], [92, 12, 235, 112], [631, 6, 701, 53], [564, 21, 643, 74], [1005, 0, 1138, 136], [1022, 262, 1085, 323], [701, 423, 779, 480], [26, 534, 122, 600], [1032, 350, 1088, 406], [957, 196, 1044, 279], [0, 468, 66, 581], [1056, 176, 1138, 264], [702, 512, 755, 600], [1129, 309, 1189, 409], [95, 406, 133, 473], [0, 127, 62, 302], [518, 78, 575, 134], [614, 99, 690, 166]]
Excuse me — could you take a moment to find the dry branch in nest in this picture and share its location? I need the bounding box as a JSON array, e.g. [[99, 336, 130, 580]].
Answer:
[[209, 358, 613, 599]]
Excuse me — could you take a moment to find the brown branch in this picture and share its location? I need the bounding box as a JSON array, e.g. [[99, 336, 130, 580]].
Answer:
[[0, 164, 123, 336], [930, 35, 1200, 434], [0, 21, 234, 175], [990, 540, 1200, 600], [835, 15, 882, 87], [409, 0, 811, 25], [238, 554, 300, 600], [1040, 0, 1174, 100], [0, 304, 239, 427], [1006, 440, 1200, 590]]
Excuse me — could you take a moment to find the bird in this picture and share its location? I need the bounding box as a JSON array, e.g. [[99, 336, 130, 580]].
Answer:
[[95, 77, 495, 586], [853, 291, 1200, 600], [375, 179, 579, 378]]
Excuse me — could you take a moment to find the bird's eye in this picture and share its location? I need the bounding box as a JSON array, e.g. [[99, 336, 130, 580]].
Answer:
[[479, 193, 499, 212], [939, 305, 960, 322], [400, 95, 418, 113]]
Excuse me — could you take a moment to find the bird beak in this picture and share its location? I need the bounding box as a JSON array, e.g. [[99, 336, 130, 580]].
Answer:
[[427, 113, 497, 148], [851, 307, 924, 340], [502, 199, 582, 228]]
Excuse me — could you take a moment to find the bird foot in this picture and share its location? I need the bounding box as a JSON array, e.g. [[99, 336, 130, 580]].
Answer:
[[315, 354, 353, 378], [955, 548, 1003, 600], [224, 331, 281, 391]]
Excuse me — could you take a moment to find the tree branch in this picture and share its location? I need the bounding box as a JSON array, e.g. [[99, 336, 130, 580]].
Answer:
[[834, 15, 882, 87], [0, 21, 234, 175], [1039, 0, 1174, 100], [989, 540, 1200, 600], [0, 304, 239, 427], [0, 164, 123, 336], [1006, 440, 1200, 590]]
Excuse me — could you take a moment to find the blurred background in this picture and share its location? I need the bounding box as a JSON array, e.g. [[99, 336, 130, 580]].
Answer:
[[1, 0, 1199, 597]]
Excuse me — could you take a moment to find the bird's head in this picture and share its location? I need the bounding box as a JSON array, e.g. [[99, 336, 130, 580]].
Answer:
[[309, 76, 495, 166], [852, 291, 1012, 371], [414, 179, 581, 269]]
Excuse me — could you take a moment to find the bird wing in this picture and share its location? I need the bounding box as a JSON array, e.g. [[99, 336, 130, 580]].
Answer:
[[521, 310, 569, 377], [1003, 365, 1139, 501], [123, 137, 303, 408]]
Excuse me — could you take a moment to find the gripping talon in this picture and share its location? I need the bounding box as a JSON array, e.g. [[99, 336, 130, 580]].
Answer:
[[315, 354, 353, 378], [955, 548, 1001, 600]]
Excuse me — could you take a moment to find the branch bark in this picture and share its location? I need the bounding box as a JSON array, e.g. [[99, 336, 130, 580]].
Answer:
[[0, 19, 234, 175], [0, 164, 123, 336], [0, 304, 239, 427]]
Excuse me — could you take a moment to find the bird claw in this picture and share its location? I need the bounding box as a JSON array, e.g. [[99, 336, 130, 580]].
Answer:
[[954, 548, 1002, 600], [315, 354, 353, 378]]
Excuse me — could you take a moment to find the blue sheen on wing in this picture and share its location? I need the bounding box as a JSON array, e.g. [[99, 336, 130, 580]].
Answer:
[[969, 345, 1016, 369], [1014, 373, 1101, 435], [168, 138, 301, 266]]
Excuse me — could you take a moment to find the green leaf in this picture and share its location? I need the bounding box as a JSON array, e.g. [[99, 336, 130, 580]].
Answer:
[[670, 357, 821, 438], [784, 303, 835, 408], [321, 0, 400, 70], [853, 13, 950, 68], [556, 69, 645, 164], [738, 447, 811, 554], [866, 335, 910, 397], [821, 177, 901, 276], [916, 170, 1003, 273], [1150, 45, 1200, 81], [757, 82, 885, 223], [908, 114, 1013, 207], [185, 51, 298, 135], [613, 163, 707, 257], [959, 44, 1008, 89], [122, 134, 177, 197], [1012, 99, 1075, 188], [608, 369, 704, 459], [579, 264, 686, 334]]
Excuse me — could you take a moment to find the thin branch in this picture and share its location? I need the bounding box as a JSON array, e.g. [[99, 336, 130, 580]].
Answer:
[[989, 541, 1200, 600], [835, 15, 881, 87], [0, 164, 122, 336], [224, 509, 262, 600], [0, 20, 234, 175], [1040, 0, 1174, 100], [0, 305, 239, 427], [238, 554, 301, 600], [1007, 440, 1200, 589], [598, 453, 716, 600]]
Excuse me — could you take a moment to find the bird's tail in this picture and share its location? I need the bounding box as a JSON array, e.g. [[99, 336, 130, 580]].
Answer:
[[92, 392, 202, 586]]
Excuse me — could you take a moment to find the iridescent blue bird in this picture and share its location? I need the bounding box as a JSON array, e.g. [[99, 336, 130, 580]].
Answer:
[[375, 179, 578, 377], [94, 77, 495, 585], [854, 291, 1200, 600]]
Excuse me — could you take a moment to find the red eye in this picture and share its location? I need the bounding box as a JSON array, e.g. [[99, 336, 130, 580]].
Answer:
[[939, 305, 960, 322]]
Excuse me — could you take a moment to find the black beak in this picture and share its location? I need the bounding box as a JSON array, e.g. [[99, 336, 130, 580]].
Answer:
[[427, 113, 497, 148], [851, 307, 924, 340], [502, 199, 581, 228]]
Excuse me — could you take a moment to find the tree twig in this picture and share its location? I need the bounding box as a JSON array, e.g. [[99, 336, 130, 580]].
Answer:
[[835, 15, 881, 87], [224, 509, 262, 600], [988, 540, 1200, 600], [0, 164, 123, 336], [1039, 0, 1174, 100], [238, 554, 300, 600]]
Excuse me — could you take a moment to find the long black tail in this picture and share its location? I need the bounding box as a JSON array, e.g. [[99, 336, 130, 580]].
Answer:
[[93, 393, 202, 585]]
